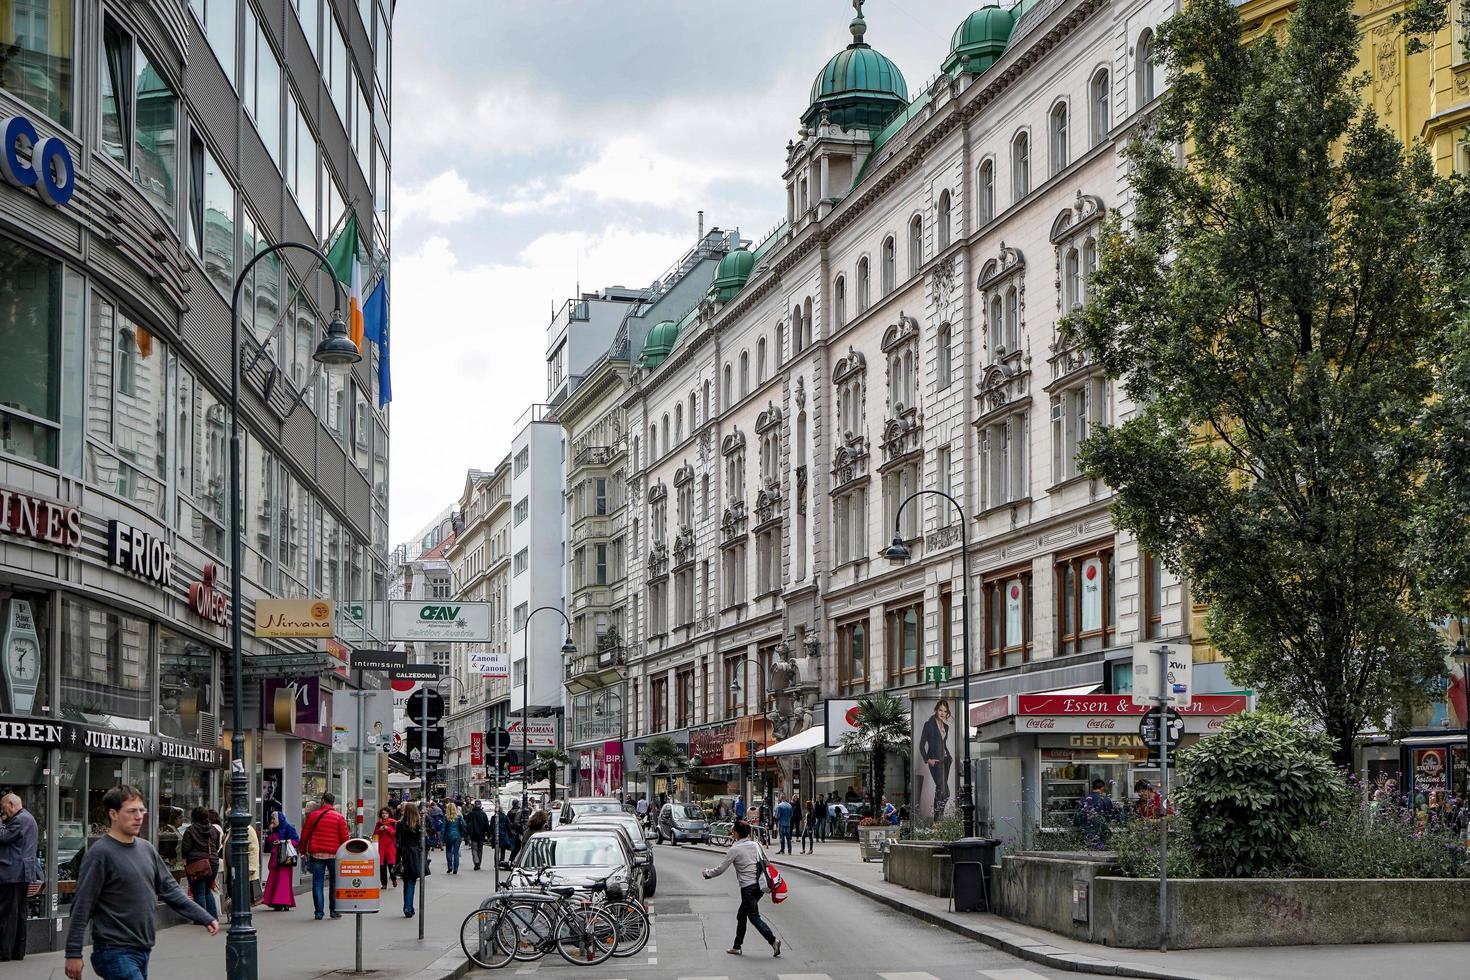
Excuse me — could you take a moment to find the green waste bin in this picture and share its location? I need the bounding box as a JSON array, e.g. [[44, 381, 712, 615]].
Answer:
[[947, 837, 1000, 913]]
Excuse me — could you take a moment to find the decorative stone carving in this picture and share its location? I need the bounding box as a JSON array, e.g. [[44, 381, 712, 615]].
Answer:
[[796, 464, 808, 516], [755, 483, 783, 526], [925, 523, 962, 551], [880, 313, 920, 353], [977, 243, 1025, 291], [832, 346, 867, 384], [647, 481, 667, 504], [756, 401, 783, 433], [646, 542, 669, 577], [673, 526, 695, 566], [721, 427, 746, 457], [1049, 190, 1107, 244], [881, 411, 923, 463], [795, 375, 806, 408], [673, 462, 695, 487], [831, 432, 870, 486], [721, 501, 748, 543]]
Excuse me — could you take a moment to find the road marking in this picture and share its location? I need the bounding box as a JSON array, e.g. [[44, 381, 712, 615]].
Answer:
[[881, 974, 945, 980], [777, 975, 835, 980], [980, 970, 1055, 980]]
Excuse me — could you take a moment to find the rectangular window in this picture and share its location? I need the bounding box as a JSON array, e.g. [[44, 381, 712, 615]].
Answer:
[[0, 237, 63, 467], [374, 2, 390, 99], [936, 445, 952, 498], [595, 478, 608, 515], [321, 161, 344, 242], [513, 602, 528, 633], [352, 383, 371, 472], [1143, 551, 1165, 639], [595, 543, 607, 585], [293, 0, 320, 61], [85, 296, 168, 519], [325, 9, 348, 130], [242, 4, 281, 164], [886, 599, 923, 688], [676, 669, 694, 729], [513, 548, 528, 576], [981, 412, 1028, 510], [187, 135, 235, 299], [514, 497, 529, 525], [515, 448, 530, 475], [838, 616, 868, 695], [175, 366, 227, 557], [884, 462, 920, 541], [1056, 546, 1116, 655], [2, 0, 75, 127], [284, 88, 319, 225], [352, 72, 371, 167], [939, 585, 955, 670], [652, 677, 669, 733], [1051, 378, 1107, 484], [102, 22, 180, 212], [983, 570, 1032, 669], [62, 599, 152, 732]]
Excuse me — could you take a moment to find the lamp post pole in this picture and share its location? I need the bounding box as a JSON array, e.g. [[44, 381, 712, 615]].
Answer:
[[522, 606, 576, 813], [596, 689, 625, 802], [227, 242, 356, 980], [1456, 632, 1470, 808], [730, 659, 771, 817], [886, 489, 977, 840]]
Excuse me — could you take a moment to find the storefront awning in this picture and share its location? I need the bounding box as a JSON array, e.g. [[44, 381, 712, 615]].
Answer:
[[757, 725, 826, 758]]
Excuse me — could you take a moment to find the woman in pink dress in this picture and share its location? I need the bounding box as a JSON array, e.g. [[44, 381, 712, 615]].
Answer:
[[262, 810, 300, 910]]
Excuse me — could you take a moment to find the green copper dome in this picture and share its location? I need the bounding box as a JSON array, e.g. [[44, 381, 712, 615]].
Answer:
[[943, 6, 1016, 75], [708, 248, 755, 303], [640, 320, 681, 368], [803, 2, 909, 131]]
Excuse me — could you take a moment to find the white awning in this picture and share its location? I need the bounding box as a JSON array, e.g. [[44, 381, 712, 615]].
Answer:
[[758, 725, 826, 758]]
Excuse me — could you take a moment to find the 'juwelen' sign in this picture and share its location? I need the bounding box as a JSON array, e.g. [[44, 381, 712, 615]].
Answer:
[[388, 601, 492, 642], [0, 713, 229, 767], [107, 521, 172, 588], [0, 115, 75, 207]]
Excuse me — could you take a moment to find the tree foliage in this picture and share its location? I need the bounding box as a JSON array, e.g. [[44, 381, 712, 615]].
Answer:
[[534, 747, 571, 799], [636, 735, 685, 774], [839, 691, 911, 807], [1063, 0, 1454, 764]]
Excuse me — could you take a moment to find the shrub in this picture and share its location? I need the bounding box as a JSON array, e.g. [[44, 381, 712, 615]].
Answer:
[[1292, 792, 1470, 879], [905, 813, 964, 842], [1111, 821, 1204, 879], [1171, 712, 1345, 877]]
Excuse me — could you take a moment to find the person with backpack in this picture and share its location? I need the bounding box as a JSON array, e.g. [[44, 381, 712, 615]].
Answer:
[[701, 820, 781, 958], [180, 808, 221, 919], [464, 800, 490, 871]]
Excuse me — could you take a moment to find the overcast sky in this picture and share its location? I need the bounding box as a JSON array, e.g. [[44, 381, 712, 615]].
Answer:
[[387, 0, 970, 544]]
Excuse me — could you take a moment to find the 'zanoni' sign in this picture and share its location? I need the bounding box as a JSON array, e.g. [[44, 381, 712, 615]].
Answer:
[[0, 715, 229, 767], [388, 601, 492, 642]]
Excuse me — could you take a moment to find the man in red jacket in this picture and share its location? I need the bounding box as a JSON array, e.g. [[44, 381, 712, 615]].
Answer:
[[301, 793, 350, 919]]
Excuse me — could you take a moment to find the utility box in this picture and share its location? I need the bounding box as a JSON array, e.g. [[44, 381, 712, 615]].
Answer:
[[334, 838, 379, 914]]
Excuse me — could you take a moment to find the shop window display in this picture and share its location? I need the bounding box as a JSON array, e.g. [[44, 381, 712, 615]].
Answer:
[[61, 598, 152, 732], [158, 763, 210, 883], [56, 753, 149, 910], [0, 747, 49, 920], [159, 631, 214, 741]]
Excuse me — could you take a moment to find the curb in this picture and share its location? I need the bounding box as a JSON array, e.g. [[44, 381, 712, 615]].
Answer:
[[412, 943, 473, 980], [678, 843, 1209, 980]]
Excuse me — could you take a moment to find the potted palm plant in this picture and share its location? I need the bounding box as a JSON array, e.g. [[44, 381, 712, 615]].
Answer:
[[534, 747, 571, 802], [840, 691, 910, 860]]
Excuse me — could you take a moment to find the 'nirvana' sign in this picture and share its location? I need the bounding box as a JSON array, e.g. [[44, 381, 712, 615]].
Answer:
[[0, 714, 228, 767]]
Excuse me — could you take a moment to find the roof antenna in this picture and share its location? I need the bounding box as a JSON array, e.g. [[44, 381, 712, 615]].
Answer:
[[698, 210, 705, 241]]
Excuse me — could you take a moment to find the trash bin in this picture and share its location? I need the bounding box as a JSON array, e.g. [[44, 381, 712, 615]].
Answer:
[[947, 837, 1000, 913], [334, 838, 380, 915]]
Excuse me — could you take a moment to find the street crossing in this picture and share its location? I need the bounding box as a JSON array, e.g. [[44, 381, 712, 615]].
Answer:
[[497, 970, 1058, 979]]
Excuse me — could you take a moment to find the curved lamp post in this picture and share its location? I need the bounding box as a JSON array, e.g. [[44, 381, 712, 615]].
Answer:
[[227, 242, 358, 980], [522, 606, 576, 811], [883, 489, 977, 840], [593, 689, 625, 801]]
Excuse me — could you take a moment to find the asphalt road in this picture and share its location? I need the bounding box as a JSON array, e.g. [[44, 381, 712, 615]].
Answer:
[[516, 843, 1070, 980]]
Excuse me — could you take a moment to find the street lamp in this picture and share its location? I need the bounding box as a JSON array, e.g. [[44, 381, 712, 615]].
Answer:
[[594, 689, 626, 801], [522, 606, 576, 811], [729, 659, 774, 815], [884, 489, 978, 840], [436, 675, 473, 796], [226, 241, 355, 980]]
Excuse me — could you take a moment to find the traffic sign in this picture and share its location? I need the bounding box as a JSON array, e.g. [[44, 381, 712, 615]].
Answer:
[[488, 727, 511, 751], [405, 688, 445, 725], [1138, 706, 1184, 749], [1131, 642, 1193, 707], [923, 665, 951, 684], [349, 649, 407, 671], [390, 664, 446, 682], [403, 725, 445, 762]]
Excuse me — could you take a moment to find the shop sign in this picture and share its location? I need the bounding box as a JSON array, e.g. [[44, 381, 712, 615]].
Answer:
[[107, 520, 172, 588], [468, 648, 509, 677], [326, 637, 349, 679], [506, 718, 556, 748], [0, 713, 228, 766], [0, 114, 75, 207], [689, 722, 736, 764], [1069, 734, 1149, 750], [254, 599, 335, 637], [263, 677, 321, 726], [388, 601, 492, 642], [470, 732, 484, 766], [0, 488, 81, 549], [187, 564, 230, 627], [1016, 693, 1245, 716], [824, 698, 863, 747]]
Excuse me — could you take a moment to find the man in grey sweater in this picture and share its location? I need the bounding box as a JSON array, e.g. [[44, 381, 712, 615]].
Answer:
[[701, 820, 780, 957], [65, 785, 218, 980]]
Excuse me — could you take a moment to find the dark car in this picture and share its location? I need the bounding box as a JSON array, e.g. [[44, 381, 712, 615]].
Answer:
[[656, 802, 710, 844], [511, 827, 644, 899], [559, 797, 624, 826], [574, 813, 657, 897]]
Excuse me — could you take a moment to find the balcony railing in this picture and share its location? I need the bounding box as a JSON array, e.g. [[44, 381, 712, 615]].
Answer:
[[574, 445, 617, 468]]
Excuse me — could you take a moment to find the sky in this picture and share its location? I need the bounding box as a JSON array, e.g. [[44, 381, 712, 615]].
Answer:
[[387, 0, 971, 545]]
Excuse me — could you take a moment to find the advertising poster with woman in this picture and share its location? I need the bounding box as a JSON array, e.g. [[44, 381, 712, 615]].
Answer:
[[911, 695, 959, 825]]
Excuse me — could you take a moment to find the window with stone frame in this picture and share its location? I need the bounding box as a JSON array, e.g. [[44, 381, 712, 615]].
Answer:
[[723, 428, 746, 503], [674, 567, 694, 626], [881, 236, 897, 295], [834, 275, 847, 327], [721, 541, 747, 607], [647, 580, 667, 635], [937, 190, 952, 251], [1050, 375, 1108, 484], [936, 322, 953, 388], [756, 526, 781, 595], [1090, 68, 1110, 146], [676, 667, 695, 729], [676, 468, 694, 527], [885, 598, 923, 688], [652, 675, 669, 732], [978, 411, 1029, 510], [883, 461, 920, 541], [978, 245, 1025, 364], [857, 257, 871, 312], [650, 483, 668, 543], [908, 213, 924, 272], [976, 159, 995, 225], [983, 568, 1032, 668], [837, 615, 869, 696], [1142, 551, 1166, 639], [724, 653, 744, 717], [1012, 129, 1030, 201], [1049, 100, 1069, 176], [939, 584, 955, 670], [1051, 194, 1106, 317], [1055, 544, 1116, 655], [833, 487, 866, 565], [760, 429, 780, 486]]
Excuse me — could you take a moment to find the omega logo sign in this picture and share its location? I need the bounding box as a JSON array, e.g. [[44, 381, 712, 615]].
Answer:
[[107, 520, 172, 588], [0, 115, 75, 207], [188, 563, 230, 627]]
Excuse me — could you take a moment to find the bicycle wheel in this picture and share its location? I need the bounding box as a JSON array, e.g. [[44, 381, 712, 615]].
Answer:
[[459, 907, 516, 970], [501, 902, 554, 961], [554, 904, 618, 966], [603, 899, 651, 957]]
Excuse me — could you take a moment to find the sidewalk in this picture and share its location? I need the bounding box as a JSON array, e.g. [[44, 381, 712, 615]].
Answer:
[[678, 835, 1470, 980], [12, 858, 489, 980]]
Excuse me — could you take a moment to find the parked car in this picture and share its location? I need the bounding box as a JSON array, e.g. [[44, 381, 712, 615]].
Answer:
[[509, 827, 644, 898], [573, 813, 657, 897], [656, 803, 710, 844], [559, 796, 624, 826]]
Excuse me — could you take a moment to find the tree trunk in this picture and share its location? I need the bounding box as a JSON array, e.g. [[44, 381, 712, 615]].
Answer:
[[872, 747, 886, 811]]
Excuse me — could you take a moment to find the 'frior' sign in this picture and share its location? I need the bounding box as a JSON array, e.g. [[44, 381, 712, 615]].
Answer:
[[0, 115, 75, 207], [0, 487, 81, 549], [187, 563, 230, 626], [108, 520, 172, 588]]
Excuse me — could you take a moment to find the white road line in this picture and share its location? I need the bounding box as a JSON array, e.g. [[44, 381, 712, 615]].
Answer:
[[777, 975, 835, 980], [646, 957, 658, 965], [979, 970, 1055, 980], [881, 974, 946, 980]]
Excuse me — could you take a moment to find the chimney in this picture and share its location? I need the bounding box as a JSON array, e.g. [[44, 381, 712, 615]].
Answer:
[[698, 210, 705, 240]]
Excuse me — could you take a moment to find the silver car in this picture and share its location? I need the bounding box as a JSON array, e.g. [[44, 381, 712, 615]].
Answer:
[[573, 812, 657, 897], [657, 802, 710, 844]]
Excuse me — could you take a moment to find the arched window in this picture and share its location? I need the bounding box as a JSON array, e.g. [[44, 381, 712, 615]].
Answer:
[[648, 425, 657, 460], [1049, 102, 1068, 176], [1137, 30, 1155, 105], [1064, 248, 1081, 310], [633, 435, 641, 470], [1090, 69, 1110, 146], [723, 364, 732, 406], [977, 160, 994, 225], [1004, 286, 1019, 351], [802, 297, 814, 349], [937, 190, 952, 250], [857, 257, 871, 312], [739, 351, 750, 397], [908, 214, 923, 272], [792, 305, 804, 355], [775, 322, 786, 366], [988, 294, 1004, 355], [834, 275, 847, 327], [661, 414, 670, 453], [757, 338, 767, 383], [1012, 131, 1030, 201], [675, 404, 684, 442], [937, 322, 953, 388], [703, 380, 711, 420], [881, 236, 896, 295], [689, 392, 698, 429]]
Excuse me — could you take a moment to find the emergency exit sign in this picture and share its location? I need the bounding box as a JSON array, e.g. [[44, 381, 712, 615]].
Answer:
[[923, 666, 951, 684]]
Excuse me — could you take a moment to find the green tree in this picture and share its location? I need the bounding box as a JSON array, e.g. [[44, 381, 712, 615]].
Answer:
[[839, 692, 911, 809], [636, 735, 685, 775], [534, 747, 571, 800], [1063, 0, 1449, 765]]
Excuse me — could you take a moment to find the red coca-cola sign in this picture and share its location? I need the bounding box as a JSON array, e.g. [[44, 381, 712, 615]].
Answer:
[[1022, 718, 1056, 730], [1085, 718, 1116, 730], [1016, 694, 1246, 716]]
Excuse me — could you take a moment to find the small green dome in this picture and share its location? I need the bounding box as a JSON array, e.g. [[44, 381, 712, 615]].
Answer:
[[803, 5, 909, 131], [640, 320, 681, 368], [943, 6, 1015, 75], [708, 248, 755, 303]]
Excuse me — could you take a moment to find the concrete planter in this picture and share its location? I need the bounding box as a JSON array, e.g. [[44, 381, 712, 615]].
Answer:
[[995, 853, 1470, 948], [883, 841, 953, 897]]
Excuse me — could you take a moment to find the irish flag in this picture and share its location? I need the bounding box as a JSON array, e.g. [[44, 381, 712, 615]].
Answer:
[[326, 213, 364, 350]]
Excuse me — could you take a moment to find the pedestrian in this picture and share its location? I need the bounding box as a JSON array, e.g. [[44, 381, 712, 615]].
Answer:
[[814, 796, 828, 842], [205, 808, 227, 914], [180, 807, 221, 919], [774, 794, 793, 854], [1074, 778, 1119, 847], [700, 820, 781, 958], [635, 795, 649, 828], [246, 820, 262, 908], [0, 793, 40, 961], [800, 800, 817, 854], [262, 811, 299, 911], [427, 800, 445, 852], [465, 800, 490, 871], [496, 803, 518, 862], [301, 793, 349, 920], [395, 803, 424, 918], [372, 808, 398, 888], [734, 796, 746, 821], [64, 785, 218, 980], [443, 802, 465, 874], [830, 798, 848, 839]]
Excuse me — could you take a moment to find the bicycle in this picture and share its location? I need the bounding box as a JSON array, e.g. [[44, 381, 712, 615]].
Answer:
[[459, 867, 619, 968], [502, 866, 650, 959]]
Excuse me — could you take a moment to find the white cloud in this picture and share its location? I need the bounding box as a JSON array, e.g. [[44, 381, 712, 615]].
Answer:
[[393, 171, 494, 225]]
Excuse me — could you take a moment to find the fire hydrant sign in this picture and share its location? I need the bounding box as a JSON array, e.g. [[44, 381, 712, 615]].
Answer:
[[333, 839, 380, 913]]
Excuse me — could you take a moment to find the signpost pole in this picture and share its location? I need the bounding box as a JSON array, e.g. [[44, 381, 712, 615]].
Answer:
[[1155, 645, 1169, 953], [419, 684, 428, 941], [354, 672, 365, 974]]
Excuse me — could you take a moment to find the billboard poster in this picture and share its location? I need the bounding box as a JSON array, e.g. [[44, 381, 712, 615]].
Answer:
[[506, 717, 556, 748], [600, 739, 624, 797], [1414, 746, 1448, 794], [910, 694, 960, 825], [824, 698, 863, 747], [470, 732, 485, 767]]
